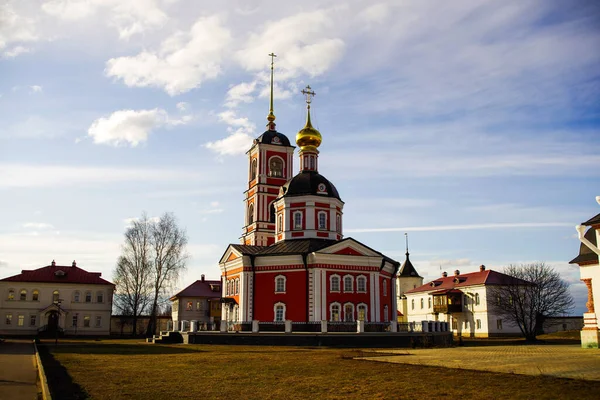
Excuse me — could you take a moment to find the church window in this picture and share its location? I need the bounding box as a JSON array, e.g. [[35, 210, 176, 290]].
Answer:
[[7, 289, 14, 300], [382, 279, 387, 296], [20, 289, 27, 301], [250, 158, 257, 180], [274, 302, 286, 322], [269, 157, 284, 178], [336, 214, 341, 233], [330, 275, 340, 292], [428, 297, 432, 309], [357, 304, 367, 321], [420, 298, 424, 309], [384, 305, 389, 322], [18, 315, 24, 326], [248, 204, 254, 225], [343, 275, 353, 292], [85, 291, 92, 303], [497, 319, 503, 330], [293, 211, 302, 230], [411, 299, 415, 310], [32, 290, 39, 301], [309, 156, 315, 170], [344, 303, 355, 322], [476, 319, 481, 329], [330, 303, 341, 321], [318, 211, 327, 230], [278, 214, 283, 232], [74, 291, 80, 302], [269, 203, 276, 223], [97, 291, 104, 303], [53, 290, 59, 303], [275, 275, 286, 293], [475, 293, 480, 306], [357, 276, 367, 293]]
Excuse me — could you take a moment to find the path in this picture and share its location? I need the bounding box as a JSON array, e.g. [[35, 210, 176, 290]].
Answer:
[[0, 339, 38, 400]]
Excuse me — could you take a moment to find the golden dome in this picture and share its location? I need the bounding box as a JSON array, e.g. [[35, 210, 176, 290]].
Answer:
[[296, 107, 321, 151]]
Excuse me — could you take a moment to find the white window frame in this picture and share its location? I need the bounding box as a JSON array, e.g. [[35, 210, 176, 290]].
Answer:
[[269, 156, 284, 178], [343, 303, 355, 322], [5, 313, 12, 325], [318, 211, 327, 230], [85, 291, 92, 303], [384, 305, 389, 322], [19, 289, 27, 301], [235, 278, 240, 295], [356, 275, 367, 293], [475, 293, 480, 306], [357, 303, 368, 321], [52, 290, 59, 303], [293, 211, 303, 230], [30, 315, 36, 326], [330, 275, 340, 292], [84, 315, 90, 328], [336, 214, 341, 233], [7, 289, 14, 300], [343, 275, 354, 293], [248, 204, 255, 225], [17, 314, 24, 326], [97, 291, 104, 303], [420, 298, 424, 309], [274, 302, 286, 322], [476, 319, 481, 330], [330, 302, 341, 322], [428, 297, 432, 309], [278, 214, 283, 232], [411, 299, 415, 310], [95, 316, 102, 328], [275, 275, 286, 293], [74, 291, 80, 302], [250, 158, 257, 180], [382, 278, 388, 296]]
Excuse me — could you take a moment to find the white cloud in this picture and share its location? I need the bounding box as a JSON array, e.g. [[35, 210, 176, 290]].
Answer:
[[105, 15, 231, 95], [176, 101, 189, 111], [123, 216, 160, 226], [22, 222, 54, 229], [0, 3, 38, 53], [205, 131, 253, 156], [29, 85, 43, 93], [346, 222, 573, 234], [224, 81, 257, 108], [3, 45, 31, 58]]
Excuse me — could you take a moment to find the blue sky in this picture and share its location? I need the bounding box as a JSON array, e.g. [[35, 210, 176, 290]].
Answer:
[[1, 0, 599, 315]]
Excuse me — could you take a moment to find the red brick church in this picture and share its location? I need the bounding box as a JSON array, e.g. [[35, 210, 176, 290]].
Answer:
[[219, 64, 400, 324]]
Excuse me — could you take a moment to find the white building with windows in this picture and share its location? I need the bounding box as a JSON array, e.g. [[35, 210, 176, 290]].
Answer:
[[170, 275, 222, 330], [0, 260, 114, 336], [402, 265, 523, 337]]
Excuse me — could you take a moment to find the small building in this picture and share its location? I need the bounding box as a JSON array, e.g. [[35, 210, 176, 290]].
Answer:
[[396, 249, 423, 322], [0, 260, 114, 336], [170, 275, 221, 330], [404, 265, 525, 337]]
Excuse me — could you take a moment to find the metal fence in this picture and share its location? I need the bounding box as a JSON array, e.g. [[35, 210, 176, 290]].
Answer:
[[291, 321, 322, 333]]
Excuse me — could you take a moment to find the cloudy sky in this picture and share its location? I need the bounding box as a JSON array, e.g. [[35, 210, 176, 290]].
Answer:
[[1, 0, 599, 315]]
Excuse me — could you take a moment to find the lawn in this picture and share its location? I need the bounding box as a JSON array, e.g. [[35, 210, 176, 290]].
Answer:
[[41, 339, 600, 400]]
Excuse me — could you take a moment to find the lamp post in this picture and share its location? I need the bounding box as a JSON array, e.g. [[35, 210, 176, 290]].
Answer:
[[55, 299, 63, 346]]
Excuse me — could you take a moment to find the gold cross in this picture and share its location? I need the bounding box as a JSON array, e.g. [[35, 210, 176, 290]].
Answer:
[[268, 52, 277, 68], [301, 85, 315, 105]]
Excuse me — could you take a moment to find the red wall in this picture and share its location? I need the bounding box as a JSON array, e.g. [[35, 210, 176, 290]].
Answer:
[[325, 271, 371, 321], [253, 270, 308, 322]]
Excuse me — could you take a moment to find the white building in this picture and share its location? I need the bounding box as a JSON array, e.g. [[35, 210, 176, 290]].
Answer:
[[170, 275, 222, 331], [0, 261, 114, 336], [402, 265, 523, 337], [571, 196, 600, 348]]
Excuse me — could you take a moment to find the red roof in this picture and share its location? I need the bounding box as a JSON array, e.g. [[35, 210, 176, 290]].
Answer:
[[0, 263, 114, 286], [170, 279, 221, 300], [406, 269, 530, 295]]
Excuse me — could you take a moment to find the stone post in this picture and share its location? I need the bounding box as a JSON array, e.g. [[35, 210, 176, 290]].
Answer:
[[252, 320, 259, 333], [422, 321, 428, 332], [219, 320, 227, 333], [285, 320, 292, 333], [190, 320, 197, 332], [356, 320, 365, 333], [390, 321, 398, 332], [434, 321, 440, 332], [581, 278, 600, 348], [321, 320, 328, 333]]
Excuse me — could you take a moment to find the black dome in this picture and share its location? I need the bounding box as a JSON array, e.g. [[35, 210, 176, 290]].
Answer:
[[281, 171, 341, 200], [256, 130, 292, 147]]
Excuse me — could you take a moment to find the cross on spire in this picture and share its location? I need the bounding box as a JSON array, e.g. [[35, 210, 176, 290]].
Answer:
[[301, 85, 316, 107], [405, 232, 409, 255], [267, 53, 277, 128]]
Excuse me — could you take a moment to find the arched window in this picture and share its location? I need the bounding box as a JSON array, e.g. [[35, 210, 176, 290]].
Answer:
[[330, 275, 340, 292], [20, 289, 27, 301], [7, 289, 15, 300], [411, 299, 415, 310], [235, 278, 240, 295], [420, 298, 424, 309], [475, 293, 480, 306], [248, 204, 254, 225], [74, 291, 80, 302], [275, 275, 286, 293], [269, 203, 275, 223], [357, 276, 367, 293], [428, 297, 432, 308], [250, 158, 257, 180], [336, 214, 341, 233], [32, 290, 39, 301], [274, 302, 286, 322], [278, 214, 283, 232], [383, 279, 387, 296], [293, 211, 302, 230], [85, 291, 92, 303], [357, 304, 368, 321], [97, 291, 104, 303], [343, 275, 353, 292], [384, 305, 389, 322], [330, 303, 341, 321], [53, 290, 59, 303], [318, 211, 327, 230], [269, 157, 283, 177], [344, 303, 354, 322]]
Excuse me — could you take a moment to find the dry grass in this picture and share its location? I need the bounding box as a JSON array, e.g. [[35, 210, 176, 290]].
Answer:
[[44, 339, 600, 400]]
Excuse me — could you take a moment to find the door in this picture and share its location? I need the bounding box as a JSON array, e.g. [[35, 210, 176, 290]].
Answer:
[[47, 311, 59, 332]]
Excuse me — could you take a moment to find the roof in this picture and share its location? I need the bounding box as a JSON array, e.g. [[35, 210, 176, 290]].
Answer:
[[281, 171, 342, 200], [397, 253, 422, 278], [170, 279, 221, 300], [406, 269, 530, 295], [0, 263, 114, 286], [582, 212, 600, 226], [255, 130, 292, 147], [570, 227, 599, 265]]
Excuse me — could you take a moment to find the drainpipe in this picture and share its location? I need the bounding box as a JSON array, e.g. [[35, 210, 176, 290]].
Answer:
[[302, 253, 309, 323]]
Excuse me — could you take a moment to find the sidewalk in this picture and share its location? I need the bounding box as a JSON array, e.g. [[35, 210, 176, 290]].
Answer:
[[0, 339, 39, 400]]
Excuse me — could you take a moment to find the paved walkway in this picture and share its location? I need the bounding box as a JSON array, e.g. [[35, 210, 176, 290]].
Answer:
[[361, 344, 600, 381], [0, 340, 38, 400]]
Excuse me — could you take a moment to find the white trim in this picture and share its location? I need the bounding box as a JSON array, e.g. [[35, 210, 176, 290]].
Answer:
[[356, 275, 367, 293], [317, 211, 327, 230], [343, 275, 354, 293], [330, 274, 341, 292], [357, 303, 368, 322], [268, 155, 285, 178], [293, 211, 303, 230], [329, 302, 341, 322], [343, 302, 355, 322], [274, 302, 286, 322], [275, 275, 286, 293]]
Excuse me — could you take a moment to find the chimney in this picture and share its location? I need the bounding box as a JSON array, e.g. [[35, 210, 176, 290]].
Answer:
[[72, 260, 77, 267], [442, 271, 447, 278], [201, 274, 205, 282], [480, 265, 486, 272], [454, 270, 460, 276], [51, 260, 56, 266]]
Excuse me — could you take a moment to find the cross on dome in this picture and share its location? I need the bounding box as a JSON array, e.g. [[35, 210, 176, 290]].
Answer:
[[267, 52, 277, 128]]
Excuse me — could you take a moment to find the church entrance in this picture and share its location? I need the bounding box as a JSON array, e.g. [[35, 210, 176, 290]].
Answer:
[[47, 311, 59, 333]]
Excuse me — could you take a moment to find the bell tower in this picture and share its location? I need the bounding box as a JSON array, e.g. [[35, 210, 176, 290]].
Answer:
[[241, 53, 295, 246]]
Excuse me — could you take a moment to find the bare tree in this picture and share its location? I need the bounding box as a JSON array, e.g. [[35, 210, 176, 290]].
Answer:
[[490, 262, 574, 341], [113, 214, 153, 336], [146, 212, 188, 337]]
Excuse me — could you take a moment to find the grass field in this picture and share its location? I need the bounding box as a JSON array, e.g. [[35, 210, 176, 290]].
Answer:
[[42, 339, 600, 400]]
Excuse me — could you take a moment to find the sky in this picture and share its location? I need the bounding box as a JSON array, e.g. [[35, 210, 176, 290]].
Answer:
[[1, 0, 599, 315]]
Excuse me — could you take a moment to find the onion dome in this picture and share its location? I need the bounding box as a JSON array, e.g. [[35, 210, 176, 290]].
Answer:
[[255, 130, 291, 146], [280, 170, 341, 200], [296, 85, 322, 151]]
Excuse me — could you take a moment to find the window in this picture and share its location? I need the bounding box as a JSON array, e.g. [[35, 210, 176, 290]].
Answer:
[[18, 315, 24, 326], [293, 211, 302, 230], [248, 204, 254, 225], [269, 203, 275, 223], [475, 293, 480, 306], [30, 315, 36, 326], [357, 276, 367, 293], [384, 305, 389, 322], [84, 316, 90, 328], [343, 275, 353, 292], [97, 292, 104, 303], [330, 303, 341, 321], [96, 316, 102, 327], [330, 275, 340, 292], [344, 303, 354, 322], [275, 275, 286, 293], [420, 298, 424, 309], [497, 319, 503, 330], [20, 289, 27, 301], [85, 291, 92, 303], [196, 301, 202, 311], [53, 290, 59, 303], [74, 291, 80, 302], [72, 315, 78, 327], [357, 304, 367, 321], [318, 211, 327, 230], [5, 314, 12, 325], [235, 278, 240, 295], [476, 319, 481, 330], [269, 157, 283, 177], [278, 214, 283, 232], [274, 303, 285, 322], [250, 158, 257, 180], [428, 297, 432, 309], [7, 289, 14, 300], [383, 279, 387, 296], [186, 302, 193, 311], [411, 299, 415, 310], [336, 214, 341, 233]]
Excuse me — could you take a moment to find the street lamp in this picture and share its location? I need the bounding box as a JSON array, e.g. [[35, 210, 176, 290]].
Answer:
[[55, 299, 63, 346]]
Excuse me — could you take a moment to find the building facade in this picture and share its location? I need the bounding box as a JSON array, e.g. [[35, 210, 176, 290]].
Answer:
[[0, 261, 114, 336], [170, 274, 221, 330]]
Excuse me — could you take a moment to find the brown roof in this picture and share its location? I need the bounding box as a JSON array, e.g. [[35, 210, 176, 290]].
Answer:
[[570, 227, 599, 265], [406, 269, 530, 294], [170, 279, 221, 300], [0, 263, 114, 286], [582, 212, 600, 226], [397, 253, 421, 278]]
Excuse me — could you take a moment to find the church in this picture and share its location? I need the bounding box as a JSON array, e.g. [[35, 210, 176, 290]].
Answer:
[[218, 58, 401, 325]]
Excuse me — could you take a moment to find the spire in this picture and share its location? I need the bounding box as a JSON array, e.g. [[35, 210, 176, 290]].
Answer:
[[296, 85, 322, 153], [301, 85, 315, 129], [405, 232, 409, 256], [267, 52, 277, 130], [398, 233, 422, 278]]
